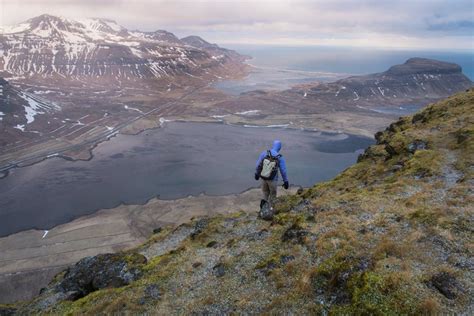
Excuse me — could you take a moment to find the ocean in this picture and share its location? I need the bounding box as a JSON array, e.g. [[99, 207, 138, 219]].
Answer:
[[214, 45, 474, 94]]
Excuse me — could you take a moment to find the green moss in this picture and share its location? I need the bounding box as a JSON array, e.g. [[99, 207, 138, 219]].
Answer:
[[273, 213, 305, 226], [341, 271, 419, 315], [403, 150, 442, 178], [273, 194, 302, 214]]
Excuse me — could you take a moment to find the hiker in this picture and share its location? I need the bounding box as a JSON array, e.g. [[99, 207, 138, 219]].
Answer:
[[255, 140, 289, 209]]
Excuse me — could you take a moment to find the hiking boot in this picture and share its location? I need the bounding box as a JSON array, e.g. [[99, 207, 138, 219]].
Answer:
[[260, 199, 267, 209]]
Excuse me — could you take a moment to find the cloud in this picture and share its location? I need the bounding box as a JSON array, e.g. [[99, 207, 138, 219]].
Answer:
[[0, 0, 472, 49]]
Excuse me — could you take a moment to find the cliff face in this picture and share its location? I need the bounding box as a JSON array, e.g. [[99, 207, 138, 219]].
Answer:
[[9, 89, 474, 314]]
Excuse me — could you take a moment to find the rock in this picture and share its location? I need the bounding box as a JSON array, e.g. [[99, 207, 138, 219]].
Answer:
[[374, 131, 384, 143], [282, 224, 309, 244], [258, 201, 274, 220], [455, 129, 471, 144], [390, 164, 404, 172], [429, 272, 464, 299], [192, 262, 202, 268], [0, 306, 17, 316], [143, 284, 161, 300], [407, 140, 427, 153], [296, 187, 304, 195], [206, 241, 218, 248], [213, 263, 225, 278], [152, 227, 162, 234], [54, 253, 146, 301], [190, 218, 210, 240], [280, 255, 296, 265], [35, 292, 72, 311], [292, 199, 311, 213]]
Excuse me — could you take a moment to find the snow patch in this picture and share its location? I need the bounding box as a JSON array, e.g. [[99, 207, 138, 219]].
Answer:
[[124, 105, 144, 114], [14, 124, 25, 131], [243, 124, 289, 128], [235, 110, 260, 116], [353, 91, 360, 101], [159, 117, 172, 126]]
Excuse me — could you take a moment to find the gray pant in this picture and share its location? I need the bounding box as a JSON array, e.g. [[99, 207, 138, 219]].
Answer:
[[261, 179, 277, 206]]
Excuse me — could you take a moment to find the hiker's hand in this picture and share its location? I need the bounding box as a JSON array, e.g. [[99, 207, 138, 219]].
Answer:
[[254, 173, 260, 180], [283, 181, 289, 189]]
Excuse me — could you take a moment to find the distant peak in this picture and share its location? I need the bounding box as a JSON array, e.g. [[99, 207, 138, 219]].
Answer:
[[386, 58, 462, 76], [27, 13, 68, 24], [181, 35, 218, 49]]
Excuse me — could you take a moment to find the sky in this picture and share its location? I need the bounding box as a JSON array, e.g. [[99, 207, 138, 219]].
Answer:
[[0, 0, 473, 50]]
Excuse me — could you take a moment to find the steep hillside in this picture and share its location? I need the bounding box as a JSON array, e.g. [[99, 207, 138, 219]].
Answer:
[[7, 89, 473, 314], [0, 14, 247, 88]]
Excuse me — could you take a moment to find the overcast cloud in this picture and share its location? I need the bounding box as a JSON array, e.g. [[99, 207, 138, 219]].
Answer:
[[0, 0, 472, 49]]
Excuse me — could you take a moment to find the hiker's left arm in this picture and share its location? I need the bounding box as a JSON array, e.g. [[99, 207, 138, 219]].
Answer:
[[279, 156, 288, 182]]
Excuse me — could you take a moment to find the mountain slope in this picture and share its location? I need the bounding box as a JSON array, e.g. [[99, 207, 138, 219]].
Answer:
[[0, 14, 246, 88], [0, 78, 60, 145], [218, 58, 472, 116], [298, 57, 472, 107], [12, 89, 473, 314]]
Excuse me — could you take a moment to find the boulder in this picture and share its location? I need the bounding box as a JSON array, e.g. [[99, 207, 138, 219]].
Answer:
[[258, 201, 274, 220], [213, 263, 226, 277], [407, 140, 428, 153], [56, 253, 147, 301]]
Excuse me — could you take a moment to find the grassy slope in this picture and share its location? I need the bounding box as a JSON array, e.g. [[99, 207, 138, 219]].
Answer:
[[17, 90, 473, 315]]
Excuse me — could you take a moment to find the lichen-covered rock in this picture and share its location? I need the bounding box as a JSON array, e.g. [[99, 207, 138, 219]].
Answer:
[[407, 140, 428, 153], [56, 253, 146, 300], [22, 252, 147, 313], [190, 218, 210, 239]]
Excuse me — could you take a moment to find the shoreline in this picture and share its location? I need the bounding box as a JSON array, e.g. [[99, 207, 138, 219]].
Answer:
[[0, 186, 301, 304]]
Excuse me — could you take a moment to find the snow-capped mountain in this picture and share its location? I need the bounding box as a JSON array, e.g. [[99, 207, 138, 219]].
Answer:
[[0, 14, 246, 86]]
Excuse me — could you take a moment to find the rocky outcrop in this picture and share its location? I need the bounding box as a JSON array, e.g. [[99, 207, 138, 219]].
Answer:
[[23, 253, 147, 312]]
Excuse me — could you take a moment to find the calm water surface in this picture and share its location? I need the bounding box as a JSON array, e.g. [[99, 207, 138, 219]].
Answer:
[[0, 122, 374, 236]]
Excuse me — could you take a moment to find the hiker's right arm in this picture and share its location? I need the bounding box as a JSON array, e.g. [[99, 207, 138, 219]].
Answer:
[[279, 156, 289, 183]]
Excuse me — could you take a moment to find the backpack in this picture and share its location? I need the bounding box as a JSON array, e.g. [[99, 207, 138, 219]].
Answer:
[[259, 150, 281, 180]]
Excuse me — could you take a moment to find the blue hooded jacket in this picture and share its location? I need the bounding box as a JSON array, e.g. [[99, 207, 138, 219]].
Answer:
[[255, 140, 288, 182]]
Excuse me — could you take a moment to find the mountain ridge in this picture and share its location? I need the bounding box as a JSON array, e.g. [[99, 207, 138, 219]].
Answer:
[[0, 14, 247, 87]]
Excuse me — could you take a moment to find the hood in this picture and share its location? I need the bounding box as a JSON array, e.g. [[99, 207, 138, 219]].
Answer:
[[270, 140, 282, 156]]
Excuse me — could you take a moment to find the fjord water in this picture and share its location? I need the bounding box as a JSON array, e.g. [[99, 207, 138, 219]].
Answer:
[[0, 122, 373, 236], [214, 45, 474, 94]]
